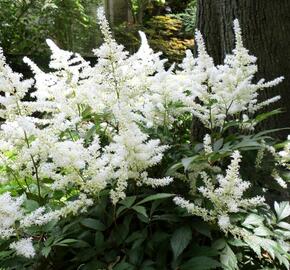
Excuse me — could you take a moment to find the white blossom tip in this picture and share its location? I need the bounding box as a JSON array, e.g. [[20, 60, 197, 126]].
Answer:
[[46, 39, 58, 51]]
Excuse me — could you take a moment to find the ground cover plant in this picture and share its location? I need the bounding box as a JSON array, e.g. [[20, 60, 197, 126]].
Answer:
[[0, 8, 290, 270]]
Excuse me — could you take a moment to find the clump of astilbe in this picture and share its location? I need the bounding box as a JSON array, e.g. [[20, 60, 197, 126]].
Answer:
[[0, 8, 180, 258], [174, 151, 290, 267], [254, 140, 288, 188], [181, 20, 283, 132], [0, 8, 288, 268], [174, 151, 265, 233]]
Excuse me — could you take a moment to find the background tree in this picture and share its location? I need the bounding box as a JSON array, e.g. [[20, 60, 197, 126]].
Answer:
[[0, 0, 102, 56], [193, 0, 290, 139]]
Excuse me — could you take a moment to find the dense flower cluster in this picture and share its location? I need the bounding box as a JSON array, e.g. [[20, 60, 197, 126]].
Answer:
[[174, 151, 265, 233], [0, 8, 286, 263], [279, 136, 290, 169], [0, 8, 178, 257], [181, 20, 283, 131], [9, 238, 35, 258]]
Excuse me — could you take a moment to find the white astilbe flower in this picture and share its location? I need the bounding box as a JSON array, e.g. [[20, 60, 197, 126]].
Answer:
[[279, 136, 290, 169], [0, 8, 285, 259], [139, 172, 173, 188], [218, 215, 231, 231], [254, 140, 288, 188], [106, 123, 169, 203], [174, 151, 265, 233], [20, 195, 93, 228], [0, 49, 34, 120], [173, 196, 214, 222], [0, 8, 176, 218], [0, 193, 24, 238], [9, 238, 35, 258], [271, 170, 287, 189], [187, 20, 283, 130], [203, 134, 213, 154]]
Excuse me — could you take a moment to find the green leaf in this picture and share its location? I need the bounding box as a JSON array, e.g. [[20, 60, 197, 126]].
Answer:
[[255, 109, 283, 123], [277, 221, 290, 231], [41, 246, 51, 258], [166, 162, 183, 175], [170, 226, 192, 260], [234, 139, 260, 149], [132, 206, 148, 217], [244, 234, 277, 259], [23, 199, 39, 211], [84, 124, 96, 143], [54, 238, 78, 246], [136, 193, 174, 205], [253, 128, 290, 138], [254, 225, 272, 237], [213, 138, 223, 151], [220, 244, 238, 270], [212, 239, 226, 251], [274, 201, 290, 221], [0, 250, 13, 259], [192, 221, 212, 239], [188, 244, 219, 257], [119, 196, 136, 208], [128, 247, 144, 265], [82, 260, 106, 270], [95, 231, 104, 250], [80, 218, 106, 231], [116, 205, 127, 217], [181, 156, 197, 171], [180, 256, 221, 270], [113, 262, 135, 270], [242, 214, 264, 228]]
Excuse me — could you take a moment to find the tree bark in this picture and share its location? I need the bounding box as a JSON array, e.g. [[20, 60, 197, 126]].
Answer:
[[105, 0, 131, 26], [192, 0, 290, 140]]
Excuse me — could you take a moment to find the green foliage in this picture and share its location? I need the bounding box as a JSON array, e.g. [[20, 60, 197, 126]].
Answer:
[[0, 0, 102, 55], [1, 106, 288, 269], [0, 10, 289, 269], [173, 0, 197, 34], [115, 15, 194, 63]]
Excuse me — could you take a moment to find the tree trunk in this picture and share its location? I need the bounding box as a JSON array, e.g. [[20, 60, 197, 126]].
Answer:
[[105, 0, 131, 26], [192, 0, 290, 140]]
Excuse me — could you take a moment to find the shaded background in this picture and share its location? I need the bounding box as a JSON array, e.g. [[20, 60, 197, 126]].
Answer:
[[0, 0, 196, 75]]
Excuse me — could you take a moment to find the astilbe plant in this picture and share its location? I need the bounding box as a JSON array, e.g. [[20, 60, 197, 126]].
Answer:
[[0, 7, 289, 270]]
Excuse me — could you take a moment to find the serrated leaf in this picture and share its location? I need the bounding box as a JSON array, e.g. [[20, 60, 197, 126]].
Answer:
[[277, 221, 290, 231], [170, 226, 192, 260], [254, 225, 272, 237], [220, 244, 238, 270], [242, 214, 264, 228], [227, 238, 247, 247], [275, 201, 290, 221], [41, 246, 51, 258]]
